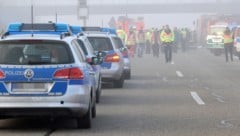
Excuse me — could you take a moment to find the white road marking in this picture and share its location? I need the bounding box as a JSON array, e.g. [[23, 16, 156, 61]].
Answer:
[[211, 92, 225, 103], [218, 120, 234, 128], [162, 77, 168, 82], [233, 56, 238, 60], [204, 87, 210, 90], [176, 71, 184, 77], [216, 97, 225, 103], [211, 92, 224, 99], [190, 91, 205, 105]]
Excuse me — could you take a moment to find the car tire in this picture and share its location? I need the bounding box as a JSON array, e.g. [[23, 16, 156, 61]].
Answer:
[[77, 101, 92, 129], [92, 99, 96, 118], [113, 75, 124, 88], [96, 90, 100, 104], [237, 53, 240, 60], [125, 71, 131, 80], [96, 78, 102, 103]]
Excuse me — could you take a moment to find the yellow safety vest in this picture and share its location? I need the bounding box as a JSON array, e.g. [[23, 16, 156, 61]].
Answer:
[[117, 29, 126, 42], [127, 34, 136, 46], [160, 31, 174, 43], [145, 32, 152, 41], [224, 34, 233, 44]]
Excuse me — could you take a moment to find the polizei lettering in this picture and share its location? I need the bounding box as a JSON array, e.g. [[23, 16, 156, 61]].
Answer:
[[4, 71, 24, 76]]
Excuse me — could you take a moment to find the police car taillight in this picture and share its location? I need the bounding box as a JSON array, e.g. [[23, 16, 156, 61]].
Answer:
[[54, 68, 84, 79], [104, 53, 120, 62], [0, 70, 5, 79]]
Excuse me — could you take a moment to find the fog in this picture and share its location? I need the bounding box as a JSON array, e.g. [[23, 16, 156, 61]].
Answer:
[[0, 0, 239, 30]]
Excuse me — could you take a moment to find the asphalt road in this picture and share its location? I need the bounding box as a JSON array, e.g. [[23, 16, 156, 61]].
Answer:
[[1, 47, 240, 136]]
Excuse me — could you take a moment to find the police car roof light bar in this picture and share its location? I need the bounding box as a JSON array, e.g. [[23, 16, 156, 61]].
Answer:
[[4, 23, 72, 38], [81, 26, 117, 35], [101, 28, 117, 35], [82, 27, 102, 32], [70, 26, 83, 35]]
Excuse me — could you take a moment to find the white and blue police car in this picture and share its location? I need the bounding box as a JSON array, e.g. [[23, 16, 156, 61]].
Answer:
[[0, 23, 100, 128], [81, 27, 125, 88], [71, 25, 103, 103]]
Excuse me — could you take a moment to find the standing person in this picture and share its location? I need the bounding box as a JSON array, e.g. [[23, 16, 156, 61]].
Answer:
[[173, 27, 180, 53], [137, 29, 145, 58], [117, 26, 126, 43], [126, 29, 137, 58], [223, 27, 234, 62], [151, 28, 160, 57], [145, 29, 152, 54], [160, 25, 175, 64], [180, 28, 187, 52]]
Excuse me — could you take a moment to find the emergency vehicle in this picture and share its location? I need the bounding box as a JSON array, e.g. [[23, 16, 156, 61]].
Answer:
[[0, 23, 102, 128], [234, 26, 240, 59], [206, 24, 227, 56]]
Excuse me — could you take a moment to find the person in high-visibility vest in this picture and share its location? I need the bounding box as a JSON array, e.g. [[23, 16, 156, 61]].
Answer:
[[180, 28, 187, 52], [151, 28, 160, 57], [126, 29, 137, 58], [160, 25, 175, 64], [117, 26, 126, 43], [145, 29, 152, 54], [137, 29, 145, 57], [223, 27, 234, 62]]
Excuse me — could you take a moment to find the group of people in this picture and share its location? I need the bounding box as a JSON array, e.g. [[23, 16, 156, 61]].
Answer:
[[117, 25, 194, 64], [118, 25, 234, 63]]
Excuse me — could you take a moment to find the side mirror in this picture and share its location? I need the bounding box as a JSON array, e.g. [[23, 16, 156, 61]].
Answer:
[[121, 47, 128, 52], [91, 56, 103, 65]]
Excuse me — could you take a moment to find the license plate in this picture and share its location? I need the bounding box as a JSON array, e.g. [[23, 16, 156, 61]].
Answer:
[[213, 39, 222, 43], [11, 83, 50, 92]]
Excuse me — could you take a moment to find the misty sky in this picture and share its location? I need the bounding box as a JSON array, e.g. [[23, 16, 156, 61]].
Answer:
[[0, 0, 231, 6], [0, 0, 235, 29]]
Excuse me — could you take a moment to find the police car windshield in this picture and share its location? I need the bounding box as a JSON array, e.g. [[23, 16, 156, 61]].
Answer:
[[0, 40, 73, 65], [88, 37, 113, 51], [113, 37, 124, 49], [210, 27, 226, 35]]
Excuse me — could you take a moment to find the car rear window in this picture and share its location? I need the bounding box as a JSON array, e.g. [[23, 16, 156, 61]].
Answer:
[[113, 37, 124, 49], [76, 39, 88, 56], [88, 37, 113, 51], [0, 40, 73, 65]]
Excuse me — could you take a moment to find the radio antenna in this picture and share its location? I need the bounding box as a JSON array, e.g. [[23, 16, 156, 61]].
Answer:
[[55, 12, 58, 23], [31, 1, 34, 37]]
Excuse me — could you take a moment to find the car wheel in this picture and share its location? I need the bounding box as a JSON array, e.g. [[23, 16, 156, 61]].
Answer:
[[92, 99, 96, 118], [113, 75, 124, 88], [77, 101, 92, 129], [238, 53, 240, 60], [125, 70, 131, 80], [96, 78, 102, 103]]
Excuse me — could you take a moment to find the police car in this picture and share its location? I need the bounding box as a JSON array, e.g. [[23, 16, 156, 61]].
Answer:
[[0, 23, 100, 128], [71, 25, 103, 103], [111, 34, 131, 79], [82, 27, 125, 88]]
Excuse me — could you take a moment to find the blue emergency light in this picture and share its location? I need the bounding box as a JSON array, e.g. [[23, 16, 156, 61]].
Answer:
[[6, 23, 71, 35], [55, 23, 71, 33], [101, 28, 117, 35], [80, 26, 117, 35], [7, 23, 22, 32], [70, 26, 83, 35]]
